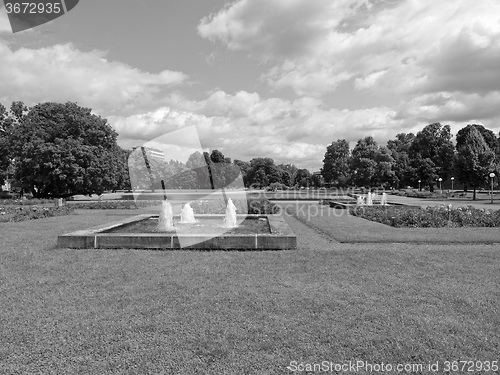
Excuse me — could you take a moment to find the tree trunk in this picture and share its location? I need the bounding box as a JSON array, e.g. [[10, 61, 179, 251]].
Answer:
[[473, 187, 476, 200]]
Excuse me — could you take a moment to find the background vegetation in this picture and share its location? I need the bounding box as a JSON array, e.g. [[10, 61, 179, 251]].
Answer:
[[1, 101, 499, 199]]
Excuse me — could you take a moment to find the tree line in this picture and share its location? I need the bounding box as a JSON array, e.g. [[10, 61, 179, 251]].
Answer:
[[0, 101, 317, 198], [321, 123, 500, 199], [2, 101, 498, 199]]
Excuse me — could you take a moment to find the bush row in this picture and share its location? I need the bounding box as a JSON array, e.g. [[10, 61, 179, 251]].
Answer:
[[69, 200, 160, 210], [189, 198, 279, 215], [349, 205, 500, 227], [0, 205, 75, 223]]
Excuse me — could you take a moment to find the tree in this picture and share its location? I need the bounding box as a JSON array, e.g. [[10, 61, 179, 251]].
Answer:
[[186, 151, 212, 189], [386, 133, 415, 188], [350, 136, 380, 187], [277, 163, 298, 187], [456, 124, 498, 153], [409, 123, 455, 190], [0, 101, 28, 187], [321, 139, 350, 187], [294, 168, 312, 188], [372, 146, 395, 187], [246, 158, 282, 188], [9, 102, 123, 198], [455, 127, 497, 200], [234, 159, 251, 187], [112, 147, 131, 191], [209, 149, 232, 188], [456, 124, 499, 186]]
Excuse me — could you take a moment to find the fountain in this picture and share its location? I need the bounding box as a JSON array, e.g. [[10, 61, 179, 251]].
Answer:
[[356, 196, 365, 205], [380, 193, 387, 205], [366, 192, 373, 205], [179, 202, 197, 224], [157, 200, 175, 232], [223, 198, 238, 228]]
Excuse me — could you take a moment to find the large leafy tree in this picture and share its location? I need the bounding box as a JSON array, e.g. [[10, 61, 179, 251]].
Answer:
[[277, 163, 298, 187], [372, 146, 395, 187], [350, 137, 380, 186], [386, 133, 415, 188], [0, 101, 28, 186], [321, 139, 350, 187], [246, 157, 282, 188], [455, 124, 499, 180], [456, 124, 498, 154], [455, 127, 497, 200], [409, 123, 455, 191], [294, 168, 312, 188], [234, 159, 251, 187], [185, 151, 212, 189], [9, 102, 124, 198]]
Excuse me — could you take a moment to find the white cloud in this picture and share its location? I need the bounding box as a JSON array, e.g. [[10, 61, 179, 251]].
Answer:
[[199, 0, 500, 100], [0, 41, 187, 116], [110, 90, 408, 169]]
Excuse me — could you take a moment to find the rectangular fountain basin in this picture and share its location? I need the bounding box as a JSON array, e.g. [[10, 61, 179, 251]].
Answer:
[[58, 214, 296, 250]]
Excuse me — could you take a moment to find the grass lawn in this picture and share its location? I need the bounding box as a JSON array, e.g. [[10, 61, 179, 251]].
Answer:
[[0, 208, 499, 374], [284, 203, 500, 243]]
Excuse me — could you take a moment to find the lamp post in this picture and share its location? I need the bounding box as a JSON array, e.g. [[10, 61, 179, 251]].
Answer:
[[438, 177, 442, 193], [451, 177, 454, 192], [489, 173, 495, 204], [418, 179, 421, 191]]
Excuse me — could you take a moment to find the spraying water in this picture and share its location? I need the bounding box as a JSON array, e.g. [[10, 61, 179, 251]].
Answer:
[[366, 192, 373, 205], [356, 196, 365, 205], [180, 202, 197, 223], [223, 198, 238, 228], [157, 200, 175, 231], [381, 193, 387, 205]]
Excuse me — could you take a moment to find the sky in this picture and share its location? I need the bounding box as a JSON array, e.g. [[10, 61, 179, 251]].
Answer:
[[1, 0, 500, 170]]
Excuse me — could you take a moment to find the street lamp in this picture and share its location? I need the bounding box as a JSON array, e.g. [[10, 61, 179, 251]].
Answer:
[[451, 177, 454, 192], [438, 177, 442, 193], [418, 179, 421, 191], [489, 173, 495, 204]]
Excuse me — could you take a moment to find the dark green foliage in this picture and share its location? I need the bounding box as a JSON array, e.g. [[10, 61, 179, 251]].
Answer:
[[351, 137, 395, 187], [454, 127, 497, 200], [7, 102, 126, 198], [246, 157, 283, 188], [456, 124, 498, 154], [321, 139, 350, 186], [386, 133, 415, 188], [409, 123, 455, 190]]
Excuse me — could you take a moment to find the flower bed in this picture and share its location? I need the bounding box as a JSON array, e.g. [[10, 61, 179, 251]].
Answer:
[[0, 198, 56, 206], [190, 198, 279, 215], [69, 200, 160, 210], [68, 198, 278, 214], [0, 205, 75, 223], [349, 205, 500, 228]]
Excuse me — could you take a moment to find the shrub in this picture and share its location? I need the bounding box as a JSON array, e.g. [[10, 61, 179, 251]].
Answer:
[[69, 200, 159, 209], [190, 198, 278, 215], [0, 205, 75, 223], [349, 204, 500, 228]]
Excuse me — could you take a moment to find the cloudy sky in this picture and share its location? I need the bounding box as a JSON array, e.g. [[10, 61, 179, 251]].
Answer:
[[1, 0, 499, 170]]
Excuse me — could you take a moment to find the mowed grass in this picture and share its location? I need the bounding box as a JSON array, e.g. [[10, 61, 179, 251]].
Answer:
[[0, 209, 499, 374]]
